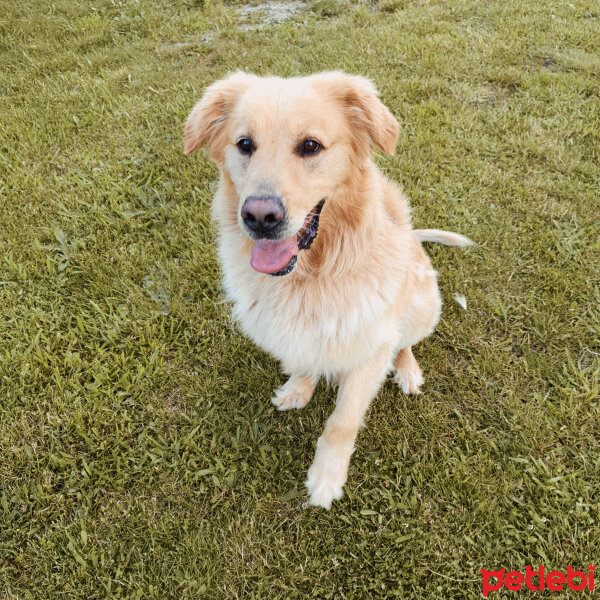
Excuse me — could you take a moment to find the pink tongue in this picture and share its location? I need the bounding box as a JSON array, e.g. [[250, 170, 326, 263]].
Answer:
[[250, 236, 298, 274]]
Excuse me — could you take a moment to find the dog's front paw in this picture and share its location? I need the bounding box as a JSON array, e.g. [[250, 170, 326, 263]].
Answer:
[[271, 387, 310, 411], [271, 377, 314, 411], [305, 453, 348, 509]]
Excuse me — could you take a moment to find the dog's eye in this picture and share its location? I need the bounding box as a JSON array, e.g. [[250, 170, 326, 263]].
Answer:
[[237, 138, 255, 155], [299, 139, 321, 156]]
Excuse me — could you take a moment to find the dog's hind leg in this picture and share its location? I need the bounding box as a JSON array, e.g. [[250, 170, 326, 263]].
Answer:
[[272, 373, 317, 411], [392, 244, 441, 396], [393, 347, 424, 395]]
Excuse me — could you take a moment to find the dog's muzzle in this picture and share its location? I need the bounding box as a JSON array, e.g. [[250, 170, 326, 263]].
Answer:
[[248, 200, 325, 276]]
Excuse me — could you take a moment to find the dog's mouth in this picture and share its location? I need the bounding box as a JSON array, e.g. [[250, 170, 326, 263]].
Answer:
[[250, 200, 325, 277]]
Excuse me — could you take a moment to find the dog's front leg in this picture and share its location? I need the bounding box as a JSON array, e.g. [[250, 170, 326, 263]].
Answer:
[[305, 344, 392, 509], [272, 373, 316, 411]]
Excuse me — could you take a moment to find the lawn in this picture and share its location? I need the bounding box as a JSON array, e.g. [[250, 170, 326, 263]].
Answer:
[[1, 0, 599, 597]]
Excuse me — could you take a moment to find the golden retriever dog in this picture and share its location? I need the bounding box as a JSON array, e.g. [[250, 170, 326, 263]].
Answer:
[[184, 72, 472, 509]]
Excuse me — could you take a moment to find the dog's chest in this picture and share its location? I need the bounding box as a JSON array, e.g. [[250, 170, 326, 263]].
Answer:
[[221, 260, 403, 376]]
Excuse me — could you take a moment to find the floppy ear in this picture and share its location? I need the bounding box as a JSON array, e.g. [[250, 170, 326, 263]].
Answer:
[[183, 72, 254, 159], [312, 72, 400, 155]]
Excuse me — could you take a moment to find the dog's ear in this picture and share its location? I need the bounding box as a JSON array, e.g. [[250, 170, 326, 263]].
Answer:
[[184, 72, 254, 158], [313, 72, 399, 155]]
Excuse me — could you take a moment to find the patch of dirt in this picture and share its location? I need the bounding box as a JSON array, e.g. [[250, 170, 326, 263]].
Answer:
[[237, 1, 306, 31]]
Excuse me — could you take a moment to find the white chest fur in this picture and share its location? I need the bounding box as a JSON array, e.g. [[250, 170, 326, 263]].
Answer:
[[217, 233, 409, 378]]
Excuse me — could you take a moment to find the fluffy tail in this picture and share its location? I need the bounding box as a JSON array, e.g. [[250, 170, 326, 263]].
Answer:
[[413, 229, 474, 247]]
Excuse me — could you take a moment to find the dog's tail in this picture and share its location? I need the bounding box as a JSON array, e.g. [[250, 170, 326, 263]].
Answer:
[[413, 229, 474, 247]]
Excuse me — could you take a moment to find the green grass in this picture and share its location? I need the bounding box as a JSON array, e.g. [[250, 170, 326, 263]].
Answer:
[[1, 0, 599, 597]]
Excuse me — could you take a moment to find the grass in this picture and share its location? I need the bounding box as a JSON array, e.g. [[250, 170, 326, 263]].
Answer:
[[0, 0, 599, 597]]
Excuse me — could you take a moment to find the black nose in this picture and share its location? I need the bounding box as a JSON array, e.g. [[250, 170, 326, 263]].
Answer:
[[241, 195, 285, 236]]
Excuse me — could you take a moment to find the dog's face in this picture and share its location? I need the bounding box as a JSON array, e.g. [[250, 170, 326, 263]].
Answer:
[[184, 72, 399, 276]]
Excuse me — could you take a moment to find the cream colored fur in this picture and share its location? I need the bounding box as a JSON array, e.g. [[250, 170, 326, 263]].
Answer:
[[184, 71, 472, 509]]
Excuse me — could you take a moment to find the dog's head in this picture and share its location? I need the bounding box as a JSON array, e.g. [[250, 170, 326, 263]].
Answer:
[[184, 71, 399, 276]]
